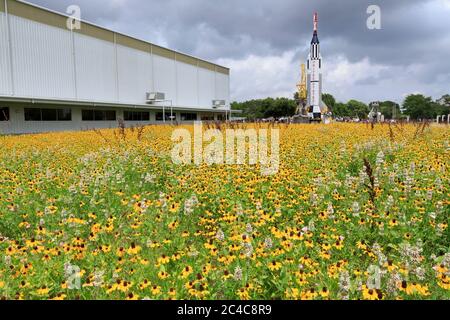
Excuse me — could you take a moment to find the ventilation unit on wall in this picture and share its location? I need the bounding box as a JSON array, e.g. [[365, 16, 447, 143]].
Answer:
[[212, 100, 226, 109], [146, 92, 166, 103]]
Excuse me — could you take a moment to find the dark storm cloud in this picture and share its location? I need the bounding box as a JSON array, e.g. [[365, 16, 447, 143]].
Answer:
[[25, 0, 436, 60], [24, 0, 450, 102]]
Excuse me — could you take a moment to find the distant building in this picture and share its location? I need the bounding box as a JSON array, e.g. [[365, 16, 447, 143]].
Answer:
[[0, 0, 230, 134]]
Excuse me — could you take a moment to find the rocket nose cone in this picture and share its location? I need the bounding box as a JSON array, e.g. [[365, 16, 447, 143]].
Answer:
[[311, 31, 319, 44]]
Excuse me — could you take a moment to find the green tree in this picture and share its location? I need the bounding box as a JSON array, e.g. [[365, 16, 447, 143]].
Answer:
[[263, 98, 296, 118], [435, 94, 450, 117], [274, 98, 297, 117], [403, 94, 435, 120], [231, 101, 241, 110], [379, 101, 401, 119], [347, 100, 370, 119], [437, 94, 450, 107], [322, 93, 336, 111], [231, 97, 297, 119], [332, 102, 350, 117]]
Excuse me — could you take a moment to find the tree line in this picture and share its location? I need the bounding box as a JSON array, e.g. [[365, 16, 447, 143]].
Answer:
[[231, 93, 450, 120]]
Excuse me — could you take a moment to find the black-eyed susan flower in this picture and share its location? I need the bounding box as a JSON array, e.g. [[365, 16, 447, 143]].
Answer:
[[181, 266, 193, 279], [151, 285, 161, 295], [362, 285, 383, 300], [268, 261, 282, 271]]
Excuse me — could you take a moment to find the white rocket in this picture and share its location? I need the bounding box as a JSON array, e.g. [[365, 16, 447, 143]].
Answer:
[[307, 12, 325, 120]]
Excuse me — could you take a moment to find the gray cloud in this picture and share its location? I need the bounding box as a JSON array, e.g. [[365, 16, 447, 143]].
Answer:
[[25, 0, 450, 103]]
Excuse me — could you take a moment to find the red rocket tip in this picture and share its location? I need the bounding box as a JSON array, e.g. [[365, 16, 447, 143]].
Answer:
[[313, 12, 318, 31]]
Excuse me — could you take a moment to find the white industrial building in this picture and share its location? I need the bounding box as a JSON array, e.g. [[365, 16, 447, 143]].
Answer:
[[0, 0, 231, 134]]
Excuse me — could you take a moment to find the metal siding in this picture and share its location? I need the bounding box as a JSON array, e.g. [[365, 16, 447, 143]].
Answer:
[[116, 34, 149, 53], [215, 72, 230, 107], [152, 45, 175, 60], [10, 15, 76, 99], [153, 54, 176, 104], [2, 1, 230, 80], [6, 0, 67, 29], [0, 12, 12, 95], [0, 3, 230, 135], [198, 68, 215, 108], [198, 60, 216, 72], [74, 33, 116, 102], [176, 61, 198, 107], [117, 45, 152, 104], [215, 65, 230, 75], [75, 22, 115, 44], [175, 53, 198, 67]]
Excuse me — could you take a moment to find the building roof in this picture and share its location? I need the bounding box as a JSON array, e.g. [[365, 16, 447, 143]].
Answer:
[[2, 0, 229, 74]]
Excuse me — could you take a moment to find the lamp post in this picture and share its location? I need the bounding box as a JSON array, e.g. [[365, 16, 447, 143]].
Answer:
[[217, 106, 229, 122], [170, 100, 173, 124], [146, 93, 172, 124], [159, 99, 173, 124], [212, 100, 228, 122]]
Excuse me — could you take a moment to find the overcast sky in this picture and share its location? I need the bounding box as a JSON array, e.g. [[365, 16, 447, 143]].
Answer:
[[26, 0, 450, 104]]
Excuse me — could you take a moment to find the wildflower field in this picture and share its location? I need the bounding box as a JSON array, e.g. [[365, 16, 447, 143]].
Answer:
[[0, 123, 448, 300]]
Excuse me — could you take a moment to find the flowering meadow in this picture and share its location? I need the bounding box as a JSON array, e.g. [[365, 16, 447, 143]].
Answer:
[[0, 123, 448, 300]]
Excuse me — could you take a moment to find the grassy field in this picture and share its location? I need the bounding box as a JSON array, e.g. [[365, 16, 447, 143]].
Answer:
[[0, 123, 448, 300]]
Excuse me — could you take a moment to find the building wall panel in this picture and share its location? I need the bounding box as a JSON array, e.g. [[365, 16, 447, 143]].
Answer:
[[0, 12, 12, 95], [215, 72, 230, 106], [74, 33, 116, 102], [153, 55, 176, 105], [198, 68, 215, 108], [9, 15, 75, 99], [0, 2, 231, 135], [117, 45, 152, 104], [176, 61, 198, 107]]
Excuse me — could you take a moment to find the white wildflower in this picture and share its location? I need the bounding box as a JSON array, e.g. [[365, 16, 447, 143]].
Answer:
[[234, 266, 243, 281], [216, 229, 225, 242], [144, 173, 156, 183], [93, 270, 105, 287], [264, 237, 273, 249], [242, 242, 253, 258]]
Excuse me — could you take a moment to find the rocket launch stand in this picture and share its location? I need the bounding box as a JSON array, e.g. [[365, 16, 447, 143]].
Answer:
[[292, 105, 313, 123], [368, 101, 383, 123], [292, 63, 313, 123]]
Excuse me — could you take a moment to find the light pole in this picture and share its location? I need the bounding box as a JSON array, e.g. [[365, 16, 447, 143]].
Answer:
[[170, 100, 173, 124], [161, 100, 173, 124], [146, 93, 172, 124], [216, 107, 228, 122], [212, 100, 228, 122]]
